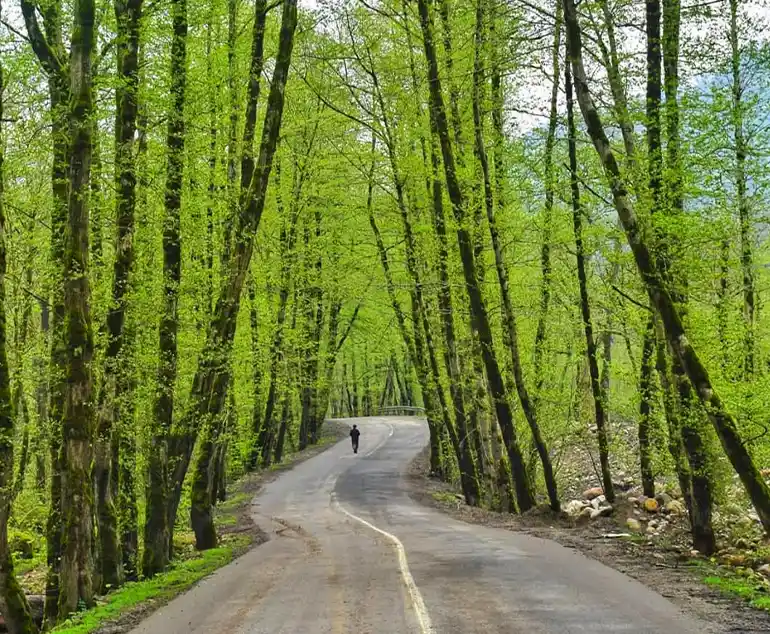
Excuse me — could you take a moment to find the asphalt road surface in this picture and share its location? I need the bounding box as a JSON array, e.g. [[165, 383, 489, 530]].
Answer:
[[130, 417, 709, 634]]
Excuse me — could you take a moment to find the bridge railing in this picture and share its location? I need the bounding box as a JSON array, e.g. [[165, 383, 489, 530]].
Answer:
[[376, 405, 426, 417]]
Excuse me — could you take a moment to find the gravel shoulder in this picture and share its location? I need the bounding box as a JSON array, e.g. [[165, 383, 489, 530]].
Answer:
[[407, 447, 770, 633]]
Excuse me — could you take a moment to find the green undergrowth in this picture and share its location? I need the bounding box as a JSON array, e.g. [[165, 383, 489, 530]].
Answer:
[[691, 560, 770, 611], [51, 536, 248, 634], [431, 491, 458, 505]]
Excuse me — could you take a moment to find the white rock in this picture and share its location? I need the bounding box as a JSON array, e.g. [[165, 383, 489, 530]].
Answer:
[[564, 500, 585, 517]]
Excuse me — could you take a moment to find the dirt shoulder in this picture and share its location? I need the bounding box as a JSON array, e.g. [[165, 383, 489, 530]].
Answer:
[[406, 448, 770, 634]]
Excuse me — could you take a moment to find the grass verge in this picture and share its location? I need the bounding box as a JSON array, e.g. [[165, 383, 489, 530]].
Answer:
[[691, 560, 770, 612], [51, 537, 248, 634]]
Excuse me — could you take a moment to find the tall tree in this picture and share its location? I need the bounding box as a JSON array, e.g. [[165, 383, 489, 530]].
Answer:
[[565, 52, 614, 502], [93, 0, 143, 589], [0, 12, 38, 627], [562, 0, 770, 537], [143, 0, 189, 576], [58, 0, 99, 615], [417, 0, 534, 512]]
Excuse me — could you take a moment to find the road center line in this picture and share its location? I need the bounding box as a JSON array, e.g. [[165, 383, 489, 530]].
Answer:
[[364, 423, 394, 457], [331, 496, 434, 634]]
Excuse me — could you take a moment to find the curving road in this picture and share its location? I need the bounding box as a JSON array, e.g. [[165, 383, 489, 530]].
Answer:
[[130, 417, 709, 634]]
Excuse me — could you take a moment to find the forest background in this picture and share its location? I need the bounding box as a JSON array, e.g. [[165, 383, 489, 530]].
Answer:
[[1, 0, 770, 630]]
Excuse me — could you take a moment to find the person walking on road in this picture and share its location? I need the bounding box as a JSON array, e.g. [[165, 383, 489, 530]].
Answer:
[[350, 425, 360, 454]]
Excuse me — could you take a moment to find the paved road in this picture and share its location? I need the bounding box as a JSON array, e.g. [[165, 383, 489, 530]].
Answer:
[[130, 417, 708, 633]]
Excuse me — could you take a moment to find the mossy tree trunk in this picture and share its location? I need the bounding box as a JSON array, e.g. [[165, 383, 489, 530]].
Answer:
[[142, 0, 188, 577], [93, 0, 143, 591], [58, 0, 99, 616]]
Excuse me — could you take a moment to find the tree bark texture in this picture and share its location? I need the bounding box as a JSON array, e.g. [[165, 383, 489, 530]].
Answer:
[[142, 0, 188, 577]]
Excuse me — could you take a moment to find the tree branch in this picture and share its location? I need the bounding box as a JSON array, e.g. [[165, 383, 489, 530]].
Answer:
[[19, 0, 64, 77]]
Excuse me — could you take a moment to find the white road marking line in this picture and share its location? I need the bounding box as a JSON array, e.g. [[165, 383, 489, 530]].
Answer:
[[331, 496, 434, 634], [364, 423, 394, 457]]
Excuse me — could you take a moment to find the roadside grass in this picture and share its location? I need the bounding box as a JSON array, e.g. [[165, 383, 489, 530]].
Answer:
[[690, 560, 770, 611], [431, 491, 458, 505], [51, 536, 248, 634]]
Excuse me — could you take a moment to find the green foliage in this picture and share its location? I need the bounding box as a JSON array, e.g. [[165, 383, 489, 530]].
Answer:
[[702, 571, 770, 611], [3, 0, 770, 623]]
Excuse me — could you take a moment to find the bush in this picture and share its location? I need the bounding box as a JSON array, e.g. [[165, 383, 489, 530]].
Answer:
[[9, 528, 37, 560]]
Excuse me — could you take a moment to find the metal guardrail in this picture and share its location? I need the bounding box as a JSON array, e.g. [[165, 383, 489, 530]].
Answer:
[[377, 405, 426, 416]]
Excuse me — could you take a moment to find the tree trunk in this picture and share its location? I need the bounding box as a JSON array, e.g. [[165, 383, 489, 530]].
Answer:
[[729, 0, 755, 378], [274, 393, 290, 464], [654, 325, 693, 508], [662, 0, 716, 555], [638, 317, 656, 498], [190, 380, 230, 551], [93, 0, 143, 592], [533, 0, 562, 397], [417, 0, 534, 512], [142, 0, 187, 577], [248, 275, 263, 470], [436, 0, 465, 153], [596, 0, 636, 166], [58, 0, 99, 616], [118, 386, 138, 581], [565, 54, 614, 503], [299, 212, 324, 450], [717, 238, 730, 368], [563, 0, 770, 536]]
